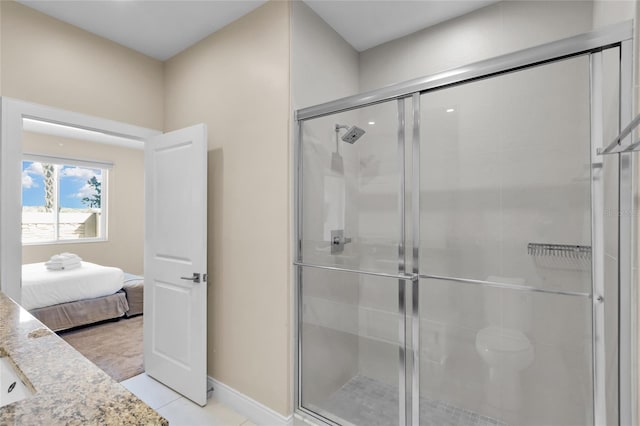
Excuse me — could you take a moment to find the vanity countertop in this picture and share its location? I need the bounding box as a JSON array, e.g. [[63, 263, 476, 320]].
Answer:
[[0, 291, 168, 425]]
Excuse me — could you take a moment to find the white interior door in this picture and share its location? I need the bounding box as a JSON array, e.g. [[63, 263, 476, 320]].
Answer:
[[144, 124, 208, 406]]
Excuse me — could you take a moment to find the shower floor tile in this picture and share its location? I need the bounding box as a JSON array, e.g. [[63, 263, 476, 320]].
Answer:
[[316, 375, 507, 426]]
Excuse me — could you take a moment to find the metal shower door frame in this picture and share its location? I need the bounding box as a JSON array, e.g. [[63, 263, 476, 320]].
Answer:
[[293, 21, 634, 426], [617, 36, 635, 426]]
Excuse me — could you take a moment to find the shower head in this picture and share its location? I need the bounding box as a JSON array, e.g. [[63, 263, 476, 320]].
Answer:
[[335, 124, 366, 144], [341, 126, 366, 144]]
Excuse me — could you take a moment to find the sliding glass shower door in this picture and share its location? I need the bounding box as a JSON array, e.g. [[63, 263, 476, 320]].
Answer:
[[418, 55, 596, 425], [298, 100, 409, 425], [295, 24, 631, 426]]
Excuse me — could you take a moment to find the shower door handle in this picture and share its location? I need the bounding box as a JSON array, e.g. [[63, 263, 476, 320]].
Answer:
[[330, 229, 352, 254]]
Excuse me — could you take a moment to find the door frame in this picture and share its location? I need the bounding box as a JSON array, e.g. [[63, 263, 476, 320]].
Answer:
[[293, 21, 634, 426], [0, 97, 160, 302]]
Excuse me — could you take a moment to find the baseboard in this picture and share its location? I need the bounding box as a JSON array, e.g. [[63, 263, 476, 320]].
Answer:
[[208, 376, 293, 426]]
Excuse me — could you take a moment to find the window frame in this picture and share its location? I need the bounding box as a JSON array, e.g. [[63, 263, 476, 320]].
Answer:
[[21, 153, 111, 245]]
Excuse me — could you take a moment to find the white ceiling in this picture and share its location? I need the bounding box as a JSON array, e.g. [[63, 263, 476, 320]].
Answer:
[[305, 0, 500, 52], [16, 0, 500, 61], [16, 0, 268, 61]]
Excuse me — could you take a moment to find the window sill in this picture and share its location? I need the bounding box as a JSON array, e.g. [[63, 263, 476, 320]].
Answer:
[[22, 238, 108, 246]]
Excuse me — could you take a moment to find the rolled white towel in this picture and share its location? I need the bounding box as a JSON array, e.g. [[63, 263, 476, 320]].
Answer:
[[47, 253, 82, 267], [61, 252, 81, 260], [50, 253, 82, 263], [47, 258, 81, 266], [45, 261, 81, 271], [45, 253, 82, 271]]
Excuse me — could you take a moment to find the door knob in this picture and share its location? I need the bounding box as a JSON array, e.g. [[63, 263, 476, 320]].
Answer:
[[180, 273, 201, 283]]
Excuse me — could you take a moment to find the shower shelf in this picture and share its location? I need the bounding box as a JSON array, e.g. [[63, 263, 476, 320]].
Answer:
[[527, 243, 592, 259]]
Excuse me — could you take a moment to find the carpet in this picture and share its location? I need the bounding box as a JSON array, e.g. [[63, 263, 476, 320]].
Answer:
[[59, 315, 144, 382]]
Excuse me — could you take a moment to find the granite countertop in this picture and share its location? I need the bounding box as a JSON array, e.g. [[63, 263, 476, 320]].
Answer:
[[0, 291, 168, 425]]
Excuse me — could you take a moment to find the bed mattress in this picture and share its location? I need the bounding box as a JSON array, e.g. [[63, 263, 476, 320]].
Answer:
[[21, 261, 124, 310]]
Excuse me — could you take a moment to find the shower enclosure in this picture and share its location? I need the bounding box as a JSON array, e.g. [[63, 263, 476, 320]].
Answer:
[[294, 23, 636, 426]]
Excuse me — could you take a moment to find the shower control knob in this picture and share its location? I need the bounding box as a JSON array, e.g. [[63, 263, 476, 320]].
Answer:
[[332, 236, 352, 245], [330, 229, 352, 254]]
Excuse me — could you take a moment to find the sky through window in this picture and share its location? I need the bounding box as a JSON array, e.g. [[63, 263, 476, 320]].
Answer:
[[22, 161, 102, 209]]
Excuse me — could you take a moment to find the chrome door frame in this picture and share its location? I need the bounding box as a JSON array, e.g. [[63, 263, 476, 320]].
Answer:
[[293, 20, 634, 426], [618, 36, 635, 426], [296, 22, 632, 121]]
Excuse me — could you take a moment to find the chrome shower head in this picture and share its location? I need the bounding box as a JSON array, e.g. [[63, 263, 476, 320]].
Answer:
[[338, 125, 366, 144]]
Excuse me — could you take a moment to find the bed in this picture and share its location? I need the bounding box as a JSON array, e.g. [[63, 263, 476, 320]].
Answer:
[[21, 261, 136, 331], [122, 272, 144, 317]]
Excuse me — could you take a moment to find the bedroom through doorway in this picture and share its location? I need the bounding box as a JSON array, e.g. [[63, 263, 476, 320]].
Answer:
[[12, 103, 155, 384], [2, 97, 209, 403]]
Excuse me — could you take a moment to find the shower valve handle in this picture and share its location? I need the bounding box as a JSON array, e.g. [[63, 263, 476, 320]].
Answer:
[[332, 236, 352, 245], [330, 230, 351, 254]]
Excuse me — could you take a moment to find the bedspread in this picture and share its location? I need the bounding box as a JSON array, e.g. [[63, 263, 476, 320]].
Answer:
[[21, 261, 124, 310]]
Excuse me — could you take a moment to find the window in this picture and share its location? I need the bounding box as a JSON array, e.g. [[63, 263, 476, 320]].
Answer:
[[21, 155, 110, 244]]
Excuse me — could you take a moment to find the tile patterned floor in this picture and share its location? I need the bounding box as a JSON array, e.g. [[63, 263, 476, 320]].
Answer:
[[121, 373, 255, 426], [318, 375, 508, 426], [123, 373, 507, 426]]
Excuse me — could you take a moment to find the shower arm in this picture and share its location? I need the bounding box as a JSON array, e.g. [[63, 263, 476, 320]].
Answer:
[[334, 124, 349, 153]]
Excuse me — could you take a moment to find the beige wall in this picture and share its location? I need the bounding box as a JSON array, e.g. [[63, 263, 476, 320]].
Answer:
[[0, 0, 161, 273], [0, 1, 163, 129], [2, 0, 293, 416], [21, 133, 144, 274], [164, 1, 291, 416]]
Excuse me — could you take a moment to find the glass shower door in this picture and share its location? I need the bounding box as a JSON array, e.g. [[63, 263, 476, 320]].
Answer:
[[297, 100, 409, 425], [418, 54, 597, 425], [294, 28, 631, 424]]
